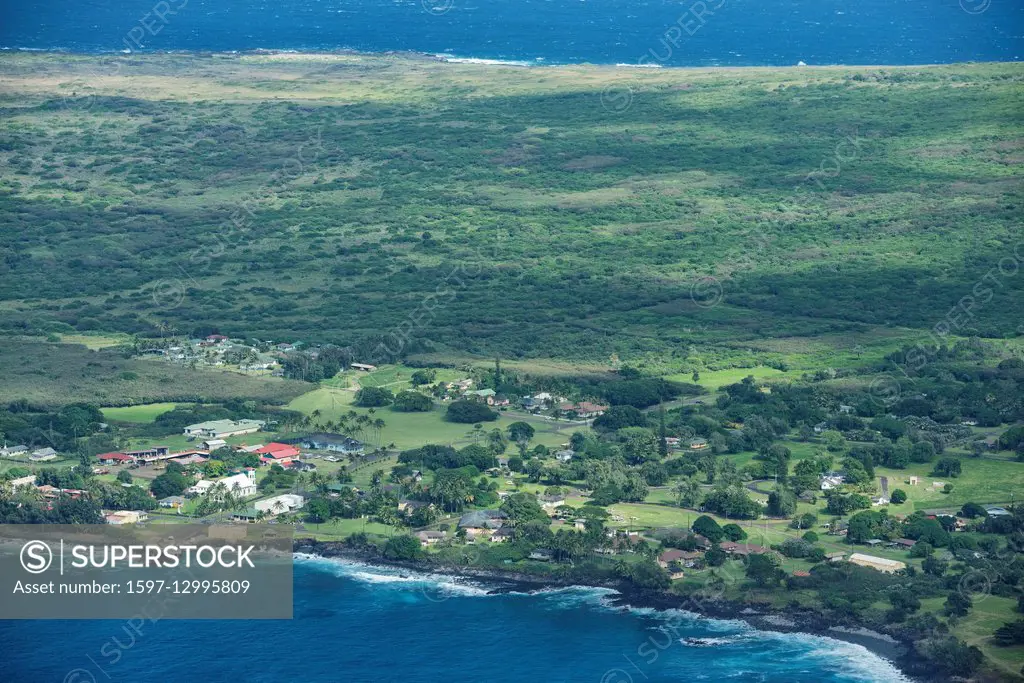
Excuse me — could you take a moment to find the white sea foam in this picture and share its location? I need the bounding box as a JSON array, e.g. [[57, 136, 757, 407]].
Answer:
[[435, 54, 533, 66], [293, 554, 491, 596]]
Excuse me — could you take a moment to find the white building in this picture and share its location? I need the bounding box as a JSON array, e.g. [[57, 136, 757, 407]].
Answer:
[[255, 494, 305, 515], [189, 469, 257, 499], [9, 474, 36, 490], [183, 419, 264, 439], [202, 439, 228, 451]]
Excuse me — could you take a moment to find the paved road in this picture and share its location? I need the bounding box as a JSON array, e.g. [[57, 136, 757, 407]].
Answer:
[[880, 476, 889, 498]]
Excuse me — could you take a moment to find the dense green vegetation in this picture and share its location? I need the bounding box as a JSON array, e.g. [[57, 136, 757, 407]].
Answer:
[[0, 55, 1020, 375]]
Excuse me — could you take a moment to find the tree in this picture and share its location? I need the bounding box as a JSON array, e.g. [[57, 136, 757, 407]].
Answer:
[[500, 492, 548, 525], [115, 469, 133, 485], [306, 499, 330, 524], [705, 546, 727, 566], [911, 440, 936, 463], [745, 553, 784, 587], [692, 515, 724, 542], [767, 489, 796, 517], [889, 488, 907, 504], [959, 502, 988, 518], [446, 400, 498, 423], [410, 369, 437, 386], [592, 405, 647, 431], [150, 469, 189, 498], [354, 387, 394, 407], [923, 638, 983, 678], [822, 430, 846, 453], [932, 457, 962, 478], [507, 421, 535, 446], [992, 620, 1024, 647], [722, 523, 747, 542], [673, 477, 703, 508], [392, 390, 432, 412], [383, 535, 421, 560], [944, 592, 972, 617]]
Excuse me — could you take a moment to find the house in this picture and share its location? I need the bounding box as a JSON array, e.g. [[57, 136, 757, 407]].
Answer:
[[458, 510, 507, 534], [9, 474, 36, 490], [416, 530, 447, 546], [554, 449, 574, 463], [561, 401, 608, 419], [202, 439, 227, 451], [492, 527, 515, 543], [657, 549, 693, 568], [183, 419, 264, 439], [398, 499, 434, 513], [0, 444, 28, 458], [36, 485, 87, 500], [205, 334, 229, 344], [528, 549, 554, 561], [985, 506, 1011, 517], [491, 395, 511, 407], [538, 494, 566, 513], [839, 404, 854, 414], [97, 452, 134, 466], [520, 397, 542, 411], [907, 476, 920, 486], [792, 570, 811, 578], [892, 538, 916, 549], [350, 363, 377, 372], [287, 460, 317, 472], [688, 438, 708, 450], [813, 421, 829, 434], [255, 442, 301, 464], [665, 437, 681, 449], [464, 388, 497, 402], [960, 419, 978, 426], [231, 508, 260, 523], [848, 553, 906, 573], [864, 538, 884, 547], [125, 446, 172, 464], [720, 541, 769, 556], [158, 496, 186, 509], [255, 494, 305, 515], [29, 447, 58, 462], [297, 433, 364, 455], [820, 473, 845, 491], [825, 551, 847, 562], [105, 510, 148, 525]]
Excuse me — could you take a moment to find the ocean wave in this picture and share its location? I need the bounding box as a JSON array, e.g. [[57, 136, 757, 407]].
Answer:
[[435, 54, 534, 66], [294, 553, 491, 596]]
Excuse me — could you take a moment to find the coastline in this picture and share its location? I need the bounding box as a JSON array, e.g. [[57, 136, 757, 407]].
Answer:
[[0, 45, 1012, 71], [295, 539, 935, 682]]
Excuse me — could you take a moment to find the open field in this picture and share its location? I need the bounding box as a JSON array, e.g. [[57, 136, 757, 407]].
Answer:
[[0, 339, 311, 407], [101, 402, 182, 423], [287, 386, 574, 450], [665, 366, 789, 390]]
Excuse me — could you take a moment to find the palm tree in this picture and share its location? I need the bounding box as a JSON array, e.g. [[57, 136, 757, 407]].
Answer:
[[373, 418, 386, 446]]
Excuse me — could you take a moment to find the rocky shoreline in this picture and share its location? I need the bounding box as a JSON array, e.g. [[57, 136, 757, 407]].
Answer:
[[295, 539, 939, 681]]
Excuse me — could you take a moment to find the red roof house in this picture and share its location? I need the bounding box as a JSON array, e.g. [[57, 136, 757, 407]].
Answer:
[[256, 443, 300, 463]]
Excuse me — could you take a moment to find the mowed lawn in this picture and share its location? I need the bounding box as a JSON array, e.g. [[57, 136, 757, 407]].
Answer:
[[101, 402, 182, 423], [665, 366, 788, 390], [287, 386, 573, 450]]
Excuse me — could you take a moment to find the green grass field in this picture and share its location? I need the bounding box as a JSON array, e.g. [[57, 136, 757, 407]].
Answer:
[[101, 402, 182, 424], [666, 366, 789, 390], [287, 386, 574, 450]]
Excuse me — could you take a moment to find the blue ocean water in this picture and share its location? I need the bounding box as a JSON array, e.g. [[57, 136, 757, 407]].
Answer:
[[0, 556, 911, 682], [0, 0, 1021, 65]]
